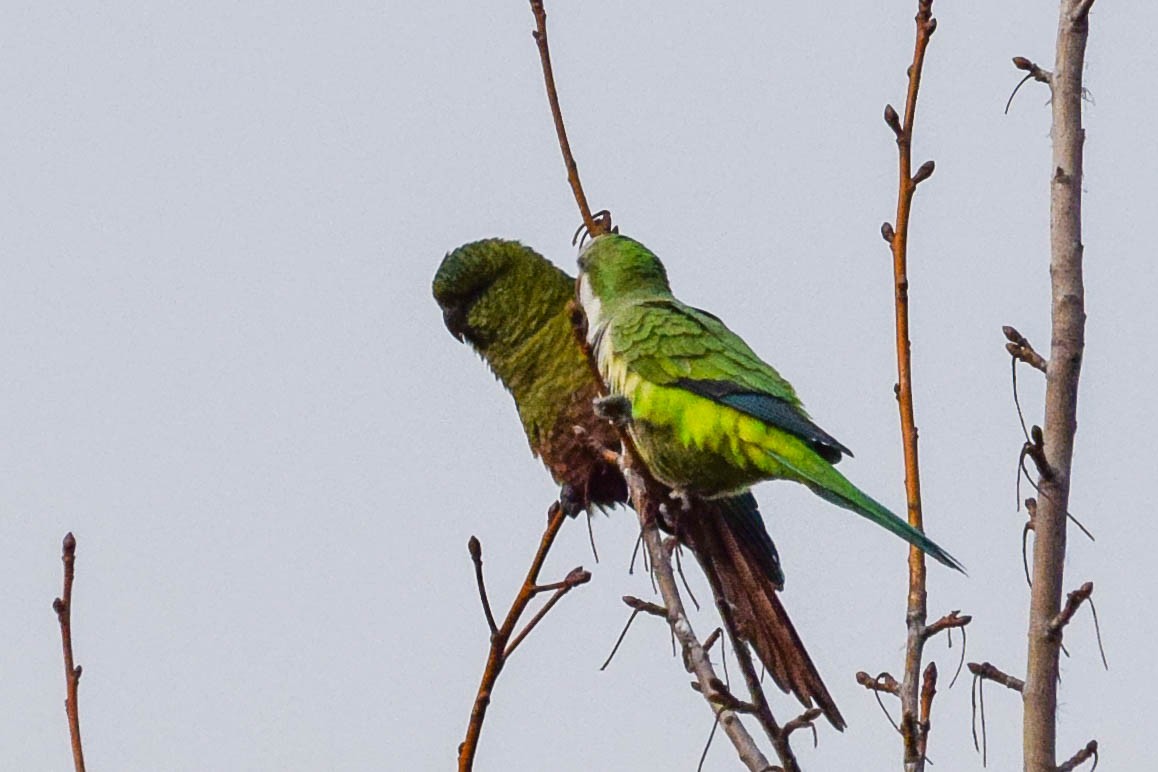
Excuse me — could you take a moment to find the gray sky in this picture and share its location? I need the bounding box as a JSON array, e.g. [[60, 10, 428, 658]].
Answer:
[[3, 2, 1155, 769]]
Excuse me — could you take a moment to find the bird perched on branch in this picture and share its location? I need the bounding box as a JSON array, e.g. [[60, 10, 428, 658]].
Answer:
[[576, 233, 964, 573], [433, 238, 845, 729]]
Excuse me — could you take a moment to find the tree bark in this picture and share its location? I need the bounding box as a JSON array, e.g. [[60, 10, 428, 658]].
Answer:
[[1022, 3, 1093, 770]]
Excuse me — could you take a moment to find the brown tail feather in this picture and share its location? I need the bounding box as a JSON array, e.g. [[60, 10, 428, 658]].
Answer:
[[678, 505, 846, 730]]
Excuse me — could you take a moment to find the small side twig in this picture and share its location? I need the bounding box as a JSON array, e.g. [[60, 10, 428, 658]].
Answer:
[[1006, 58, 1054, 114], [53, 532, 87, 772], [506, 566, 591, 657], [1047, 581, 1093, 639], [916, 662, 937, 762], [459, 503, 590, 771], [783, 708, 822, 748], [1057, 740, 1099, 772], [856, 671, 902, 734], [1003, 325, 1049, 372], [922, 610, 972, 641], [968, 661, 1025, 693], [468, 537, 498, 636]]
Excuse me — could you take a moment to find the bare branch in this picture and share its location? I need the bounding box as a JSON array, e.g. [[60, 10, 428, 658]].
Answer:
[[630, 479, 774, 771], [1006, 58, 1054, 114], [623, 594, 667, 618], [1003, 325, 1049, 372], [1057, 739, 1099, 772], [527, 0, 605, 238], [879, 4, 957, 769], [968, 661, 1025, 693], [468, 536, 498, 636], [506, 566, 591, 657], [916, 662, 937, 762], [1047, 581, 1093, 639], [1023, 2, 1095, 767], [856, 670, 901, 696], [923, 610, 971, 641], [53, 532, 87, 772], [856, 671, 902, 734], [459, 503, 589, 771]]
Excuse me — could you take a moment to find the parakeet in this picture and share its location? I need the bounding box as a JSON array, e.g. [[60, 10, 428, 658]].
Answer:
[[434, 239, 845, 728], [576, 233, 963, 573]]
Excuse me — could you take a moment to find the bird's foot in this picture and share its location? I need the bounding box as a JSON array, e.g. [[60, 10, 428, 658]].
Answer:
[[669, 488, 693, 512], [593, 395, 633, 428], [559, 484, 587, 518], [572, 425, 621, 465]]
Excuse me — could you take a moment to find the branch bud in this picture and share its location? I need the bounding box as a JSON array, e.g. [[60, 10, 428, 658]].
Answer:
[[884, 104, 903, 137], [912, 160, 936, 185]]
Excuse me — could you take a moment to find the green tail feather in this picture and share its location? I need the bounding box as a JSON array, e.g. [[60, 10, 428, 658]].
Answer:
[[808, 484, 965, 573], [772, 451, 965, 573]]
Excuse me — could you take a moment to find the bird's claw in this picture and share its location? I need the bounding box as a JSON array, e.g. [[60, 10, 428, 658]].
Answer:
[[669, 488, 692, 512], [572, 425, 621, 464], [559, 484, 586, 518], [593, 395, 633, 428]]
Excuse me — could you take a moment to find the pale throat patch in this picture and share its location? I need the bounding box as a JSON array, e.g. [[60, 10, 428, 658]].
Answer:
[[577, 272, 603, 347]]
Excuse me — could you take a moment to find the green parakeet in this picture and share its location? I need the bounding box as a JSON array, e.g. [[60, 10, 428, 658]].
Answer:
[[576, 233, 963, 573], [434, 239, 845, 729]]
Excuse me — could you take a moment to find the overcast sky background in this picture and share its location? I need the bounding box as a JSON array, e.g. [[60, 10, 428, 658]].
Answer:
[[2, 2, 1155, 770]]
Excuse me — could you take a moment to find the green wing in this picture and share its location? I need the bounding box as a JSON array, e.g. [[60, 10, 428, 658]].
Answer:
[[611, 298, 851, 462]]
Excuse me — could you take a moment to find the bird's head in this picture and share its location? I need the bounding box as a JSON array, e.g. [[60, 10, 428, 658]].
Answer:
[[433, 239, 572, 353], [576, 233, 672, 314]]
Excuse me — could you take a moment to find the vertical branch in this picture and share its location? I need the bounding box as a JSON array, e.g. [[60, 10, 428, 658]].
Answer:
[[881, 3, 940, 770], [52, 532, 87, 772], [528, 0, 605, 237], [1023, 2, 1094, 769], [625, 464, 776, 772]]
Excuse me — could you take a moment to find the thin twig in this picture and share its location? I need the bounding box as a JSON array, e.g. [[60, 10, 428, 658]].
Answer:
[[1088, 596, 1109, 670], [946, 624, 968, 689], [506, 566, 591, 657], [1057, 740, 1099, 772], [673, 542, 701, 610], [922, 610, 971, 641], [1047, 581, 1093, 639], [967, 661, 1025, 693], [916, 662, 937, 762], [600, 608, 643, 671], [53, 532, 86, 772], [459, 503, 589, 771], [881, 4, 948, 769], [783, 708, 822, 748], [468, 536, 498, 636], [856, 671, 902, 734], [1003, 325, 1049, 372], [528, 0, 604, 237], [1005, 59, 1054, 114], [697, 713, 723, 772], [971, 668, 988, 766]]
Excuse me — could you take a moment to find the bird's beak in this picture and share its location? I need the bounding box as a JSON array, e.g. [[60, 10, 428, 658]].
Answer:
[[442, 306, 467, 343]]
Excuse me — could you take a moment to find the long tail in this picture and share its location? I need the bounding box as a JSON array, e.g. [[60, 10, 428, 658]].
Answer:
[[677, 494, 846, 730], [773, 449, 966, 573]]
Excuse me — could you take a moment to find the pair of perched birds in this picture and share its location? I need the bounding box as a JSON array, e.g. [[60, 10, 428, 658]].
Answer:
[[433, 233, 962, 730]]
